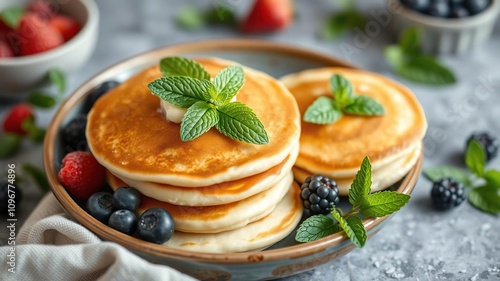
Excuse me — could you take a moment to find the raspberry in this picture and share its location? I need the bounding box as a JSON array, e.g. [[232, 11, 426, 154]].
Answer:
[[58, 151, 105, 201], [466, 132, 498, 162], [300, 175, 340, 216], [430, 178, 466, 210], [2, 103, 34, 136]]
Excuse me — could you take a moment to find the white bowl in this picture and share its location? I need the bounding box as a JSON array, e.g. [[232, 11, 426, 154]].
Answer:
[[0, 0, 99, 95], [388, 0, 500, 54]]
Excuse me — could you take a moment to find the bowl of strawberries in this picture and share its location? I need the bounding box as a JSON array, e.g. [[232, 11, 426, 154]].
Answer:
[[0, 0, 98, 94]]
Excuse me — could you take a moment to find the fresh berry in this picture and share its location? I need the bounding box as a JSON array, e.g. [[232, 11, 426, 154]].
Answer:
[[86, 192, 115, 223], [17, 13, 64, 56], [49, 15, 81, 42], [113, 187, 141, 211], [2, 103, 34, 136], [58, 151, 106, 201], [401, 0, 431, 11], [464, 0, 491, 15], [62, 114, 88, 152], [425, 2, 450, 17], [137, 208, 175, 244], [430, 178, 466, 210], [450, 5, 470, 18], [0, 182, 23, 216], [0, 40, 15, 58], [466, 132, 498, 162], [27, 0, 57, 20], [108, 209, 137, 235], [84, 81, 121, 112], [0, 20, 11, 41], [300, 175, 340, 216], [241, 0, 293, 33]]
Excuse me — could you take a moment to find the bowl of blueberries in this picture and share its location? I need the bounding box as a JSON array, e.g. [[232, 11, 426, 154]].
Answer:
[[388, 0, 500, 54]]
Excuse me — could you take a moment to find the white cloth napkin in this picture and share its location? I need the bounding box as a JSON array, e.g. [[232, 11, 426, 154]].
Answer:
[[0, 193, 197, 281]]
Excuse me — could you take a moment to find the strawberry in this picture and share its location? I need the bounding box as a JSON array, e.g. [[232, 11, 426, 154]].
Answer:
[[0, 20, 11, 41], [241, 0, 293, 33], [49, 15, 81, 42], [0, 40, 15, 58], [17, 13, 63, 56], [58, 151, 106, 201], [28, 0, 57, 20], [2, 104, 34, 135]]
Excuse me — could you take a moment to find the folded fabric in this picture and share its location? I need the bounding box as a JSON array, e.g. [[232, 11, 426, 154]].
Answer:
[[0, 193, 197, 281]]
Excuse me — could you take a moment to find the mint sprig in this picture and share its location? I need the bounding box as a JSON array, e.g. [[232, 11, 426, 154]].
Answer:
[[385, 27, 456, 85], [296, 157, 411, 246], [423, 139, 500, 214], [148, 57, 269, 145], [303, 74, 384, 125]]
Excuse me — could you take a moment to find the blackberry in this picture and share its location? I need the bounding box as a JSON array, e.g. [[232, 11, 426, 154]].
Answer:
[[62, 114, 88, 152], [300, 175, 340, 216], [466, 132, 498, 162], [84, 81, 120, 112], [430, 178, 466, 210]]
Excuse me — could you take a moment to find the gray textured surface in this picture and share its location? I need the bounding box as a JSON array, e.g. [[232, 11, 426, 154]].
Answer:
[[1, 0, 500, 280]]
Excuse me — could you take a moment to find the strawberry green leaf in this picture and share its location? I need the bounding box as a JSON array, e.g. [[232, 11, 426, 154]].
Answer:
[[0, 6, 24, 29]]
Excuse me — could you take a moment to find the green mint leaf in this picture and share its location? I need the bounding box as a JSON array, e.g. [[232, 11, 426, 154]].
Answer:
[[331, 208, 365, 247], [148, 77, 212, 108], [465, 140, 486, 177], [49, 69, 66, 94], [22, 164, 50, 192], [295, 215, 339, 242], [177, 7, 206, 30], [160, 57, 210, 80], [213, 65, 244, 105], [468, 186, 500, 214], [349, 156, 372, 207], [0, 134, 22, 159], [0, 6, 24, 29], [330, 74, 354, 105], [206, 5, 237, 25], [396, 55, 456, 85], [345, 216, 367, 247], [27, 91, 57, 109], [399, 27, 421, 55], [422, 166, 472, 187], [344, 96, 385, 116], [21, 118, 45, 143], [303, 96, 342, 124], [384, 46, 405, 67], [322, 10, 365, 40], [180, 101, 219, 141], [359, 191, 411, 217], [215, 102, 269, 145], [483, 170, 500, 189]]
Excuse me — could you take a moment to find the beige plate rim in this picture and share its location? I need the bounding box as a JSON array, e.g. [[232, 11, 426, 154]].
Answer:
[[44, 39, 421, 264]]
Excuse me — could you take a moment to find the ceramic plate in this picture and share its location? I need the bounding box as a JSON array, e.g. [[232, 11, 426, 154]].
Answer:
[[44, 39, 422, 281]]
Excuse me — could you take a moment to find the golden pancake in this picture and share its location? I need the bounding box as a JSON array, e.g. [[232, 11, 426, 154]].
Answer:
[[281, 68, 427, 178], [293, 142, 422, 195], [87, 58, 301, 187], [112, 146, 299, 206], [108, 172, 294, 233], [163, 182, 303, 253]]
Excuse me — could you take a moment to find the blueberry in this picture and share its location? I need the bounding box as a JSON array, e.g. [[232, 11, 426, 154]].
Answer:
[[464, 0, 491, 15], [108, 209, 137, 235], [450, 4, 470, 18], [86, 192, 115, 223], [466, 132, 499, 162], [84, 81, 121, 112], [401, 0, 431, 11], [0, 182, 22, 216], [425, 1, 451, 17], [62, 114, 88, 152], [137, 208, 175, 244], [430, 178, 466, 210], [113, 186, 141, 211], [300, 175, 340, 216]]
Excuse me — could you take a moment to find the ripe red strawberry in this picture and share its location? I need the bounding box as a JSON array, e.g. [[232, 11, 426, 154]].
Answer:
[[2, 103, 34, 135], [17, 13, 64, 56], [28, 0, 57, 20], [58, 151, 106, 201], [0, 20, 11, 41], [49, 15, 81, 42], [241, 0, 293, 33], [0, 40, 15, 58]]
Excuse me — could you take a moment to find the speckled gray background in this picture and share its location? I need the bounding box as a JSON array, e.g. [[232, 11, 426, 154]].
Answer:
[[1, 0, 499, 280]]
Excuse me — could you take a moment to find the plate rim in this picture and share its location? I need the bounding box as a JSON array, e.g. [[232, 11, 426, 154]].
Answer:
[[44, 39, 421, 264]]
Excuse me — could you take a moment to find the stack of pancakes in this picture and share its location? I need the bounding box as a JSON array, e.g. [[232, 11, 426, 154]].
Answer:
[[281, 68, 427, 195], [86, 58, 303, 253]]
